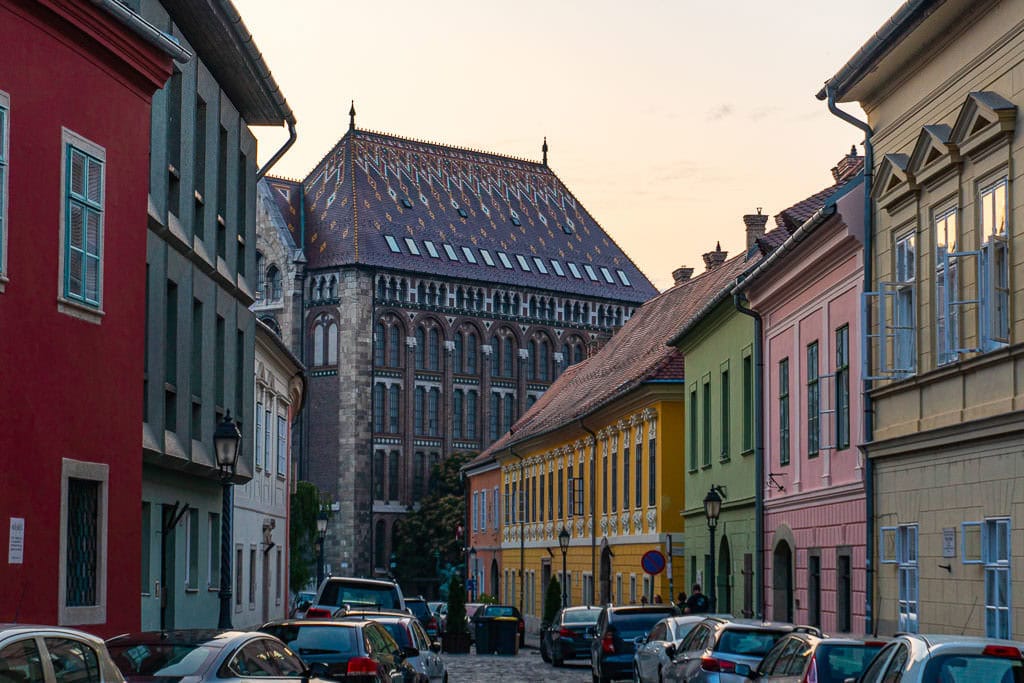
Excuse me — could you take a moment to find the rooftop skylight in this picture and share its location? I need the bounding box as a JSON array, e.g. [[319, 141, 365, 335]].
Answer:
[[617, 270, 632, 286], [405, 238, 421, 256], [516, 254, 531, 271], [480, 249, 496, 266], [498, 252, 514, 269], [568, 262, 582, 279], [551, 260, 565, 276], [424, 240, 440, 258], [462, 247, 478, 264], [385, 235, 401, 253], [584, 264, 598, 281], [443, 244, 459, 261]]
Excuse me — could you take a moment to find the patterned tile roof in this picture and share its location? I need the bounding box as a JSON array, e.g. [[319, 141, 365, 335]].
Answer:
[[470, 253, 753, 465], [775, 156, 864, 231], [274, 128, 657, 303], [264, 177, 304, 244]]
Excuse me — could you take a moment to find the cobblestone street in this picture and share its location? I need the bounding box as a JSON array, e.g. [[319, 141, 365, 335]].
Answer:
[[444, 648, 595, 682]]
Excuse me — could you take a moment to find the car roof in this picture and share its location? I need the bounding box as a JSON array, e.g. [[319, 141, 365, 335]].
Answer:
[[263, 619, 363, 627], [0, 626, 107, 646], [606, 605, 678, 614], [322, 576, 399, 587], [900, 633, 1024, 650], [106, 630, 254, 649], [563, 605, 601, 612]]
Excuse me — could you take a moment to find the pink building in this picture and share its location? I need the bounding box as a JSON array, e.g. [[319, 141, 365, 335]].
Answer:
[[739, 154, 866, 633]]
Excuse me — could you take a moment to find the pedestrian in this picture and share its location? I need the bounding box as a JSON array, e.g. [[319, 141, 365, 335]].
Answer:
[[676, 592, 688, 612], [685, 584, 710, 614], [640, 595, 648, 605]]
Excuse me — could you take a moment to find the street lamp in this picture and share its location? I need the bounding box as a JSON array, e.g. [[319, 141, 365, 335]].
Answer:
[[214, 411, 241, 630], [316, 510, 328, 587], [468, 547, 477, 601], [703, 485, 723, 613], [558, 527, 570, 608]]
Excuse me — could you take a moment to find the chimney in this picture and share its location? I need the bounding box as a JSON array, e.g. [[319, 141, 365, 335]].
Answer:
[[672, 266, 694, 285], [743, 208, 769, 252], [702, 242, 727, 270], [831, 144, 862, 182]]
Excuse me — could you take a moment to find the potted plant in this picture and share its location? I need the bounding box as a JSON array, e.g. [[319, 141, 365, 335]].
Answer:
[[539, 576, 562, 662], [442, 575, 471, 654]]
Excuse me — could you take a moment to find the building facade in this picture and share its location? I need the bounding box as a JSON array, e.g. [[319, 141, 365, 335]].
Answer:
[[465, 457, 503, 602], [263, 119, 657, 578], [138, 0, 294, 630], [0, 0, 179, 634], [822, 0, 1024, 638], [740, 167, 867, 633]]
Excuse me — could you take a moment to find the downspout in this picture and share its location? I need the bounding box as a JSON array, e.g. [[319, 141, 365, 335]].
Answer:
[[257, 120, 298, 181], [579, 419, 598, 605], [732, 293, 764, 619], [824, 83, 875, 635]]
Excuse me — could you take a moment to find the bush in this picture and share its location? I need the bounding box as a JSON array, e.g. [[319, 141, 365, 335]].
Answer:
[[543, 576, 562, 627], [446, 575, 468, 635]]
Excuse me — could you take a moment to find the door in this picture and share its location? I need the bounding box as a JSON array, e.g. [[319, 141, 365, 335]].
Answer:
[[717, 536, 732, 614], [262, 550, 271, 624], [160, 504, 179, 629], [600, 545, 613, 605], [772, 540, 793, 623]]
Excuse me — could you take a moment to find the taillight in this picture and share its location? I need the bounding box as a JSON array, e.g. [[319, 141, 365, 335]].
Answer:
[[347, 657, 379, 674], [983, 645, 1023, 658], [518, 621, 525, 633], [601, 633, 615, 654], [558, 627, 578, 638], [427, 616, 438, 630], [700, 657, 736, 673], [803, 654, 818, 683], [305, 607, 331, 618]]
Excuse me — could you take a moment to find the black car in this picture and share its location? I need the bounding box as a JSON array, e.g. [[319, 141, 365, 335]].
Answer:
[[406, 597, 440, 638], [260, 618, 420, 681], [541, 605, 601, 666], [590, 604, 681, 683]]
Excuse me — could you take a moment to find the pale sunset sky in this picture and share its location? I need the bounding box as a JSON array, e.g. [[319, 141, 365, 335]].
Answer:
[[238, 0, 901, 292]]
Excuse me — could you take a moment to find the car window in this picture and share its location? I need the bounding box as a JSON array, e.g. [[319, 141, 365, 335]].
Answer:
[[107, 642, 217, 677], [563, 610, 598, 625], [319, 581, 401, 610], [880, 644, 910, 683], [759, 636, 792, 674], [227, 641, 277, 677], [784, 640, 812, 676], [921, 654, 1024, 683], [367, 623, 399, 656], [410, 621, 431, 649], [679, 623, 709, 652], [770, 637, 803, 674], [261, 624, 360, 660], [649, 622, 667, 641], [263, 640, 306, 677], [716, 629, 786, 658], [44, 638, 101, 683], [609, 612, 671, 639], [816, 643, 887, 683], [378, 622, 412, 649], [861, 642, 899, 683], [0, 638, 45, 682]]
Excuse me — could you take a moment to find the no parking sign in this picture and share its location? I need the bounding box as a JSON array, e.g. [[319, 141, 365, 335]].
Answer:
[[641, 549, 666, 575]]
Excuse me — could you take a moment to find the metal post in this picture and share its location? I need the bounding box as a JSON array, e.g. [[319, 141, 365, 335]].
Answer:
[[316, 537, 325, 587], [218, 478, 234, 629], [708, 523, 717, 613], [561, 548, 568, 608]]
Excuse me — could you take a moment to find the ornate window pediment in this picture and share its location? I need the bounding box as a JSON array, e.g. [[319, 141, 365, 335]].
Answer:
[[907, 124, 957, 185], [950, 91, 1017, 161], [872, 153, 916, 212]]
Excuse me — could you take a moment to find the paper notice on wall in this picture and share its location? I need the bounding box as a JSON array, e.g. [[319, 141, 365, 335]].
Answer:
[[8, 517, 24, 564]]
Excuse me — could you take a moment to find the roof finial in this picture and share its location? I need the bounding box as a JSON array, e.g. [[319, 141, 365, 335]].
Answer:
[[542, 137, 548, 166], [849, 144, 857, 156], [349, 100, 356, 131]]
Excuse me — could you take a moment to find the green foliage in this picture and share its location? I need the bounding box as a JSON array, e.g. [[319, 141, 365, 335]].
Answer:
[[477, 593, 497, 605], [543, 576, 562, 627], [446, 575, 468, 634], [290, 481, 322, 594], [393, 452, 473, 588]]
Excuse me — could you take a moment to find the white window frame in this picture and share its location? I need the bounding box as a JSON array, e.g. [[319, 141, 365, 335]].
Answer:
[[934, 207, 961, 365], [0, 89, 9, 289], [255, 401, 263, 469], [864, 232, 916, 379], [897, 524, 919, 633], [59, 458, 109, 625], [472, 491, 479, 531], [984, 518, 1012, 639], [57, 128, 106, 323], [962, 521, 983, 564], [980, 178, 1010, 349], [276, 414, 287, 475], [481, 491, 487, 533]]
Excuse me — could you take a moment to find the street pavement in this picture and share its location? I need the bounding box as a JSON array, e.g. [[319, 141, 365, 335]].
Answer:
[[443, 647, 594, 682]]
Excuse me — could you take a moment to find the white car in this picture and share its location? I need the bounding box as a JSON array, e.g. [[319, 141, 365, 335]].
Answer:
[[0, 624, 125, 682], [854, 633, 1024, 683]]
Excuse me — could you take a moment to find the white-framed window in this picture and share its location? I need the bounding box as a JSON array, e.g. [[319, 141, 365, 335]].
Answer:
[[617, 270, 631, 286], [276, 415, 286, 475], [897, 524, 918, 633], [481, 492, 487, 533], [59, 458, 109, 625], [934, 207, 960, 365], [533, 257, 548, 274], [550, 259, 564, 276], [866, 231, 916, 378], [980, 178, 1010, 348], [264, 407, 272, 470], [493, 487, 499, 530], [184, 508, 198, 590], [58, 128, 106, 320], [0, 89, 9, 286], [472, 492, 479, 531], [255, 401, 263, 469], [984, 518, 1012, 638], [600, 266, 614, 284], [642, 574, 652, 602]]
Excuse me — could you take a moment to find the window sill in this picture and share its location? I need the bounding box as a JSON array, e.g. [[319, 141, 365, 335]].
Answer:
[[0, 273, 7, 293], [58, 296, 104, 325], [185, 587, 199, 594], [701, 464, 712, 470], [719, 457, 731, 464], [741, 448, 753, 457], [688, 468, 698, 474]]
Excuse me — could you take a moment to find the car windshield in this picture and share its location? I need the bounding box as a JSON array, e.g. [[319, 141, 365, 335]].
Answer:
[[815, 644, 886, 683], [612, 613, 671, 639], [377, 622, 412, 648], [563, 611, 599, 625], [483, 606, 517, 618], [717, 630, 786, 657], [922, 654, 1024, 683], [407, 602, 430, 619], [107, 643, 218, 678], [261, 625, 360, 661], [319, 583, 400, 610]]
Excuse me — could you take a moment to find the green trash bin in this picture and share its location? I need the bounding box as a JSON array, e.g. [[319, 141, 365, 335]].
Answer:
[[474, 620, 492, 654], [493, 616, 520, 655]]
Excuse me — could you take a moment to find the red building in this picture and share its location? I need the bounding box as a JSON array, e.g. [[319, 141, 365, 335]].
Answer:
[[0, 0, 184, 634]]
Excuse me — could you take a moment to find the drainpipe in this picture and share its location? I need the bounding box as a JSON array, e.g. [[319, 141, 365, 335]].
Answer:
[[824, 83, 875, 635], [257, 120, 298, 181], [732, 293, 764, 619], [579, 419, 598, 605]]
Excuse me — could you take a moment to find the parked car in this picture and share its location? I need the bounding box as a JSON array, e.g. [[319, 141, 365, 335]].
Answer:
[[540, 605, 601, 666], [751, 632, 887, 682], [304, 576, 406, 618], [291, 590, 317, 618], [337, 612, 447, 683], [106, 629, 334, 683], [429, 602, 447, 634], [462, 603, 484, 643], [851, 633, 1024, 683], [661, 617, 815, 682], [259, 618, 420, 681], [634, 615, 728, 683], [590, 604, 681, 683], [1, 624, 125, 683], [470, 604, 526, 648], [406, 597, 441, 639]]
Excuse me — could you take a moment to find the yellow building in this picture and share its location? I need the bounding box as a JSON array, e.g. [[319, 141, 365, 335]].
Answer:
[[468, 262, 738, 632]]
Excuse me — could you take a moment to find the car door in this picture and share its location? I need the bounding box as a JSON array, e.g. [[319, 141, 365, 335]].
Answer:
[[43, 636, 112, 683], [664, 622, 712, 682], [411, 621, 442, 682], [637, 620, 666, 682], [0, 637, 47, 682]]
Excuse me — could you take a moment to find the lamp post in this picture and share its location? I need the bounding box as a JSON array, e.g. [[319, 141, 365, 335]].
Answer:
[[214, 412, 241, 630], [703, 486, 723, 613], [468, 547, 477, 601], [316, 510, 328, 587], [558, 526, 570, 608]]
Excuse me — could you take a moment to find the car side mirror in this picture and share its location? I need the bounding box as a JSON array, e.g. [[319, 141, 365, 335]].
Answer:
[[634, 636, 646, 645], [665, 644, 676, 659], [307, 662, 330, 679], [401, 646, 419, 659], [734, 663, 753, 677], [429, 641, 441, 653], [298, 600, 311, 610]]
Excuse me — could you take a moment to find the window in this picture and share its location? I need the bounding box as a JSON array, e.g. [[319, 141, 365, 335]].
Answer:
[[533, 257, 548, 274], [984, 518, 1011, 639], [249, 547, 257, 605], [887, 524, 919, 633], [635, 427, 643, 508], [617, 270, 631, 286], [453, 390, 464, 439], [428, 388, 440, 436], [836, 547, 852, 633], [480, 249, 495, 266], [622, 434, 630, 510], [895, 232, 917, 373], [60, 130, 106, 313], [373, 451, 385, 499], [489, 392, 500, 440], [497, 251, 513, 269], [720, 369, 730, 460], [414, 387, 425, 434], [836, 326, 850, 450], [0, 91, 8, 282], [388, 452, 399, 500], [807, 342, 819, 457], [551, 260, 564, 276], [611, 436, 618, 513], [516, 254, 531, 271], [742, 354, 753, 452], [385, 235, 401, 252], [981, 178, 1010, 346], [388, 385, 400, 433], [934, 207, 960, 364], [443, 243, 458, 261], [702, 380, 711, 467], [462, 246, 477, 263], [602, 440, 609, 512], [493, 487, 500, 529], [255, 402, 264, 467], [184, 509, 199, 590], [235, 546, 243, 606], [389, 325, 401, 367], [466, 390, 478, 439], [424, 240, 439, 258], [209, 513, 220, 588], [648, 429, 657, 507], [404, 237, 420, 255], [45, 638, 101, 683], [600, 267, 614, 283], [60, 458, 108, 625], [584, 264, 598, 281], [568, 262, 582, 279], [689, 388, 698, 471], [277, 415, 287, 474], [779, 358, 790, 466], [140, 503, 151, 594], [266, 265, 282, 301]]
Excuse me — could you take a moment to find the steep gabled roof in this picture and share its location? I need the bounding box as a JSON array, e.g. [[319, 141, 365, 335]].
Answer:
[[284, 128, 657, 303]]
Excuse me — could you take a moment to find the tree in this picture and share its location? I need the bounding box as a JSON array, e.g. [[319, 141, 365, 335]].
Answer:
[[393, 452, 473, 590], [446, 575, 468, 635], [543, 576, 562, 628], [290, 481, 321, 594]]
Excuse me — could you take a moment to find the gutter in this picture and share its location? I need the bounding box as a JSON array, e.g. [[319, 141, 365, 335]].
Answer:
[[258, 120, 298, 181], [579, 419, 598, 605], [92, 0, 192, 63], [732, 205, 837, 296], [824, 83, 876, 636], [731, 293, 764, 619]]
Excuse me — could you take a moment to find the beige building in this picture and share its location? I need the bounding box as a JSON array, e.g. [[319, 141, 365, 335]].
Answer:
[[822, 0, 1024, 637]]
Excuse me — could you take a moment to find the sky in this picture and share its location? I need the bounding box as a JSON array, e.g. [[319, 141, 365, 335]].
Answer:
[[238, 0, 901, 292]]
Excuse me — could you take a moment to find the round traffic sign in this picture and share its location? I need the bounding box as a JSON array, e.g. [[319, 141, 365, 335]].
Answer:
[[641, 549, 666, 575]]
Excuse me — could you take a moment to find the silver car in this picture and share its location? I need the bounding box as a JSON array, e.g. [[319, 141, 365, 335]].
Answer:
[[0, 624, 125, 682], [854, 633, 1024, 683], [661, 618, 808, 682], [634, 615, 730, 683]]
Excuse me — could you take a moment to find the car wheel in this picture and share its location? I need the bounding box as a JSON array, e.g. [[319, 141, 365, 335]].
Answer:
[[657, 665, 663, 683], [540, 638, 550, 663]]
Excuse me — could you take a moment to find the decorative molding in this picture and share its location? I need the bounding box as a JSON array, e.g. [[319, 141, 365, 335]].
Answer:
[[443, 340, 456, 351], [647, 507, 657, 533], [575, 517, 585, 536], [480, 344, 493, 356], [405, 335, 417, 348]]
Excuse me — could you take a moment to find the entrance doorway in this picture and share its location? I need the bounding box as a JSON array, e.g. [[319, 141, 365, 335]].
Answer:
[[772, 540, 793, 622], [599, 545, 612, 604], [718, 536, 732, 614]]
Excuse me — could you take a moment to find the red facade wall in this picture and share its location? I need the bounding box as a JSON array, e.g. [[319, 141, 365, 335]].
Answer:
[[467, 465, 502, 601], [0, 0, 170, 635]]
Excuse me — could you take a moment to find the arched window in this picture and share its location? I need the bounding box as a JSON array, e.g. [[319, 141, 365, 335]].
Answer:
[[373, 383, 385, 432], [328, 276, 337, 299], [561, 343, 570, 369], [491, 336, 500, 376], [374, 520, 386, 567], [548, 300, 556, 320], [313, 324, 324, 365], [388, 385, 400, 433], [539, 340, 550, 381], [503, 394, 515, 433], [267, 265, 282, 301], [456, 288, 465, 309], [428, 328, 440, 371], [574, 343, 584, 364], [399, 279, 408, 301], [414, 387, 425, 434], [261, 316, 281, 336], [428, 284, 437, 306], [327, 321, 338, 365], [374, 323, 386, 366], [490, 392, 500, 440], [389, 325, 401, 367], [439, 285, 447, 306], [376, 278, 386, 300], [453, 390, 464, 439], [454, 333, 464, 374], [417, 282, 427, 304], [467, 333, 478, 374], [428, 388, 440, 436], [373, 451, 385, 499], [388, 451, 400, 500], [493, 292, 501, 313], [529, 297, 537, 318], [615, 307, 623, 327], [503, 337, 514, 377], [527, 341, 537, 380], [415, 328, 426, 369], [467, 391, 478, 439]]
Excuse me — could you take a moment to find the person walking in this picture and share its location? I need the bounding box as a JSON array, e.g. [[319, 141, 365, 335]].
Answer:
[[676, 592, 688, 612], [685, 584, 710, 614]]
